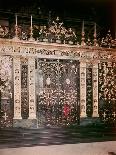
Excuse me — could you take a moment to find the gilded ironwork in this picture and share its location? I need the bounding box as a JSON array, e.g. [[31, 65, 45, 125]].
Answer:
[[38, 17, 77, 44], [101, 30, 116, 49], [0, 14, 115, 49], [99, 62, 116, 125], [0, 25, 9, 38], [36, 59, 79, 127]]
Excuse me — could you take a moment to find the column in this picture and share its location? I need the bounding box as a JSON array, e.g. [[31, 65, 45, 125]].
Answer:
[[28, 57, 36, 119], [13, 56, 22, 119], [80, 61, 87, 117], [92, 62, 99, 117]]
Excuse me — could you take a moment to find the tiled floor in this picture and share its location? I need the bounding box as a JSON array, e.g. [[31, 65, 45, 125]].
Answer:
[[0, 141, 116, 155]]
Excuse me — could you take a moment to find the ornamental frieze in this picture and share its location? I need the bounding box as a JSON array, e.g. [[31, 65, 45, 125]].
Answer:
[[0, 39, 115, 62]]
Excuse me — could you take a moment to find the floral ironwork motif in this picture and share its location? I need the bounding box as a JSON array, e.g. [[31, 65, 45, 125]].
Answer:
[[100, 30, 116, 48], [36, 59, 79, 127], [0, 14, 115, 48], [0, 25, 9, 38], [38, 17, 77, 44], [99, 62, 116, 125]]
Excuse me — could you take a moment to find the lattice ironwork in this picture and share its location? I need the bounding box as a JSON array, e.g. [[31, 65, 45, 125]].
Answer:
[[36, 59, 80, 127], [86, 65, 93, 117], [99, 62, 116, 125], [21, 58, 29, 119], [0, 56, 13, 128]]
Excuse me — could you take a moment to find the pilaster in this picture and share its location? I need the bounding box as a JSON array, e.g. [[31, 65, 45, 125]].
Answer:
[[13, 56, 22, 119], [80, 61, 87, 117], [28, 57, 36, 119], [92, 62, 99, 117]]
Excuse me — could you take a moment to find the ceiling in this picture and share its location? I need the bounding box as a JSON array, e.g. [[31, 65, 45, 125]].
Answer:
[[0, 0, 113, 22]]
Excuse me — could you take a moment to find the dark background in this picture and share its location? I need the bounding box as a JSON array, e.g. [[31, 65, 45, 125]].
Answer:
[[0, 0, 116, 39]]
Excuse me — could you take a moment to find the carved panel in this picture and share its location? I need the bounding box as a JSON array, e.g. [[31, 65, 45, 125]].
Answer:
[[28, 57, 36, 119], [92, 63, 99, 117], [86, 65, 93, 117], [0, 56, 13, 128], [21, 57, 29, 119]]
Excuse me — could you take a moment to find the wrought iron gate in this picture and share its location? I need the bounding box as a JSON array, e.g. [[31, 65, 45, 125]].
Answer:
[[36, 59, 80, 127]]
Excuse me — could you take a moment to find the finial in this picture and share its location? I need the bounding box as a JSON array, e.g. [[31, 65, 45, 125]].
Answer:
[[94, 23, 96, 38], [87, 38, 92, 46], [56, 16, 59, 21], [81, 20, 86, 46], [13, 14, 19, 40], [82, 20, 84, 35], [16, 14, 17, 27], [94, 22, 98, 46], [108, 29, 111, 33], [115, 30, 116, 40], [48, 11, 52, 27], [15, 14, 18, 37], [29, 15, 34, 41]]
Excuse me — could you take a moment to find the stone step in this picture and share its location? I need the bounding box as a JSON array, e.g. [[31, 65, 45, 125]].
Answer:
[[0, 126, 116, 148]]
